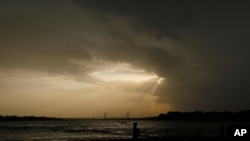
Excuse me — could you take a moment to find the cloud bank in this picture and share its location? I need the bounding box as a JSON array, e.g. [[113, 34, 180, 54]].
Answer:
[[1, 0, 250, 116]]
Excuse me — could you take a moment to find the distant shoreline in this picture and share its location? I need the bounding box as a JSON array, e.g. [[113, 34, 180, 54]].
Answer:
[[1, 110, 250, 121]]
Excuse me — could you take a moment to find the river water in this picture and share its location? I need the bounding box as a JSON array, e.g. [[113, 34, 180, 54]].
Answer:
[[0, 119, 230, 140]]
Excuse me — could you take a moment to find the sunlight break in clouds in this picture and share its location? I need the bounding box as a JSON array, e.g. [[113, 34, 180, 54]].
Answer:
[[90, 63, 157, 82], [0, 62, 169, 118], [87, 62, 169, 117]]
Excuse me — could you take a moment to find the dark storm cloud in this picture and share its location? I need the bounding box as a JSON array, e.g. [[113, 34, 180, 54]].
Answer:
[[96, 39, 185, 80], [73, 0, 197, 39], [74, 0, 250, 111], [0, 40, 92, 73], [0, 0, 93, 74], [1, 0, 250, 112]]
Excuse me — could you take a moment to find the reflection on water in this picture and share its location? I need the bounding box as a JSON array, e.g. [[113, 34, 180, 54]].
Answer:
[[0, 120, 236, 140]]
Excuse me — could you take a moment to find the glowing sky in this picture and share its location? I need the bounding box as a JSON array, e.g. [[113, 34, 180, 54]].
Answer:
[[1, 0, 250, 118]]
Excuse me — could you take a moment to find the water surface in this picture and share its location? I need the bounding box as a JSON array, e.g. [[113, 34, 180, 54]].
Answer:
[[0, 119, 230, 140]]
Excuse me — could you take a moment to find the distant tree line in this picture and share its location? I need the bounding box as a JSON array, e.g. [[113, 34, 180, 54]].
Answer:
[[0, 115, 61, 121], [2, 110, 250, 121], [157, 110, 250, 121]]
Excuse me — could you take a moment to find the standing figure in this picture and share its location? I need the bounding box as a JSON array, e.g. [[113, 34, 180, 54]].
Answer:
[[221, 123, 225, 138], [132, 122, 140, 140]]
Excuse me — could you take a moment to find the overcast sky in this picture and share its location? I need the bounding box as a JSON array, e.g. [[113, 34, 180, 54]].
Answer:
[[0, 0, 250, 118]]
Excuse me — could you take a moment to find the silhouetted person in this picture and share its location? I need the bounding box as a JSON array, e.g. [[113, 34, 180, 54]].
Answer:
[[132, 122, 140, 140], [221, 123, 225, 138]]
